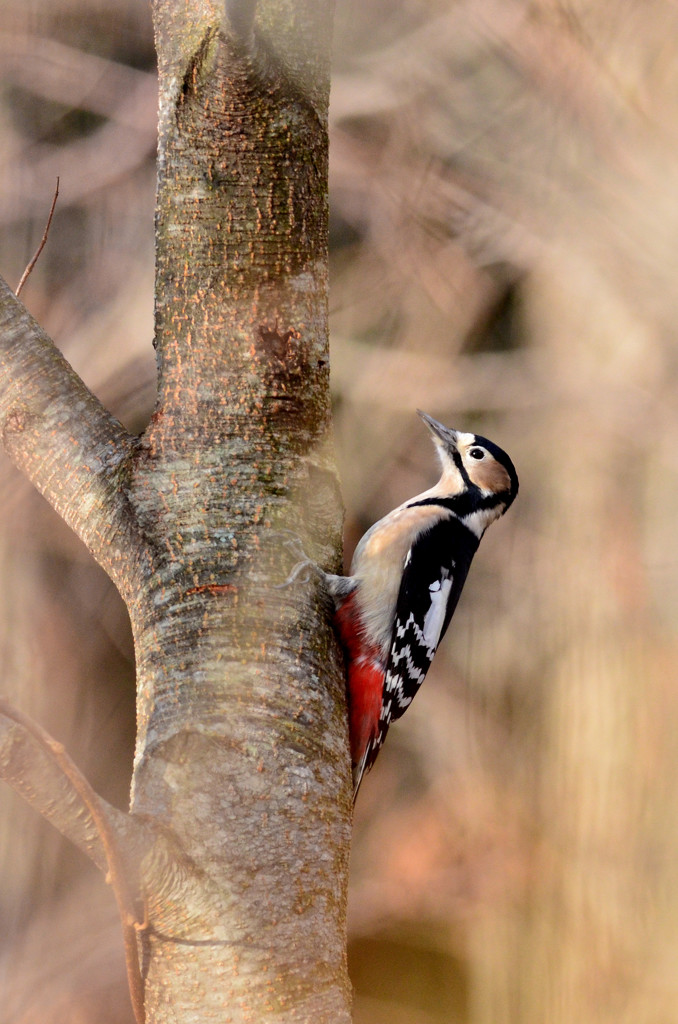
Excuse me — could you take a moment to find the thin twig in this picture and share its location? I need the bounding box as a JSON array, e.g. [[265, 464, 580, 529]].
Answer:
[[0, 696, 145, 1024], [15, 177, 60, 298]]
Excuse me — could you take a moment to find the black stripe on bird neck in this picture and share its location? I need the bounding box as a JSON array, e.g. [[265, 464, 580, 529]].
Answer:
[[408, 491, 506, 519]]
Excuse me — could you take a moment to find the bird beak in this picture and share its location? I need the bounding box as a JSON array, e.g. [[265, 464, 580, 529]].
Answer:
[[417, 410, 459, 450]]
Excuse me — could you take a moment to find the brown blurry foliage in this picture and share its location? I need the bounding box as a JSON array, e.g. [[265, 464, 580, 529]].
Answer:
[[3, 0, 678, 1021]]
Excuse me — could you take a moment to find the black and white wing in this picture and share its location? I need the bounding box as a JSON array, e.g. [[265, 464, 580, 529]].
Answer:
[[375, 516, 479, 755]]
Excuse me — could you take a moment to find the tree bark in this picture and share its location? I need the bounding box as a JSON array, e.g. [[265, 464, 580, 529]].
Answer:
[[0, 1, 350, 1021]]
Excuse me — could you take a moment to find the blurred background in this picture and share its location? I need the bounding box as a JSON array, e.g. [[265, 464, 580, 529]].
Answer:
[[2, 0, 678, 1020]]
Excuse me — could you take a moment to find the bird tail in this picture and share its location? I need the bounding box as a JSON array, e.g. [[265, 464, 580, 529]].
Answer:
[[352, 746, 371, 802]]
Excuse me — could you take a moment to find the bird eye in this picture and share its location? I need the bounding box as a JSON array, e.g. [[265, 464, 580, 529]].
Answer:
[[468, 447, 485, 460]]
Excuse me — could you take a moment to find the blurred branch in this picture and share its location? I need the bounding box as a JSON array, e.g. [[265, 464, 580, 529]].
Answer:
[[0, 696, 145, 1024], [0, 33, 154, 127], [0, 276, 144, 596], [332, 337, 540, 414], [0, 705, 117, 870], [0, 35, 157, 224], [1, 108, 156, 221]]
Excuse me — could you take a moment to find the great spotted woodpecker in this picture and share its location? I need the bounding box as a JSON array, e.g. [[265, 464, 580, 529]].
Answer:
[[325, 411, 518, 799]]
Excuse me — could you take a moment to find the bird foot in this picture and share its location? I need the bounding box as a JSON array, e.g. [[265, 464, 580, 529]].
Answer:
[[269, 530, 325, 589]]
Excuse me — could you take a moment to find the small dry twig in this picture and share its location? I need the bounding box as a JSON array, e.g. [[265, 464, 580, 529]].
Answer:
[[15, 177, 60, 298], [0, 695, 145, 1024]]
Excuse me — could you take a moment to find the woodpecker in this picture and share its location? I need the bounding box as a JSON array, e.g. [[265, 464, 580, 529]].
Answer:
[[326, 410, 518, 799]]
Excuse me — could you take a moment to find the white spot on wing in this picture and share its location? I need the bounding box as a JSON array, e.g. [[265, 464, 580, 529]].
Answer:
[[423, 574, 453, 649]]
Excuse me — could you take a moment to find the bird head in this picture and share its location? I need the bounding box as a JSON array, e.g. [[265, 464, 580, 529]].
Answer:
[[417, 410, 519, 526]]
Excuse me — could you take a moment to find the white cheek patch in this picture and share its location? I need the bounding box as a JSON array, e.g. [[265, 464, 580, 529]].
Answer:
[[422, 573, 453, 650], [459, 509, 484, 538], [461, 505, 503, 538]]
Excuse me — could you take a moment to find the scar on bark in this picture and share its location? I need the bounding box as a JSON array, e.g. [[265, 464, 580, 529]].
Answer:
[[3, 407, 30, 441], [186, 583, 238, 597], [256, 319, 304, 369], [178, 26, 220, 109]]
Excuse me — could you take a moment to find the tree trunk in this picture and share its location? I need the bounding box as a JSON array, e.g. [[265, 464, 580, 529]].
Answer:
[[0, 1, 352, 1021], [133, 2, 350, 1019]]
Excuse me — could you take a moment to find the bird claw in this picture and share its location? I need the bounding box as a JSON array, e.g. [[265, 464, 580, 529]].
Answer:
[[273, 558, 317, 589], [269, 530, 323, 589], [269, 529, 309, 563]]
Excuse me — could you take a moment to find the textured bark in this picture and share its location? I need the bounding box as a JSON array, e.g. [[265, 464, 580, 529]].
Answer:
[[0, 1, 350, 1021]]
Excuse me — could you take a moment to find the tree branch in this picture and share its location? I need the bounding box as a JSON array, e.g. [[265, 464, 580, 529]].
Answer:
[[225, 0, 257, 50], [0, 276, 144, 596], [0, 697, 146, 1024], [15, 177, 59, 297]]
